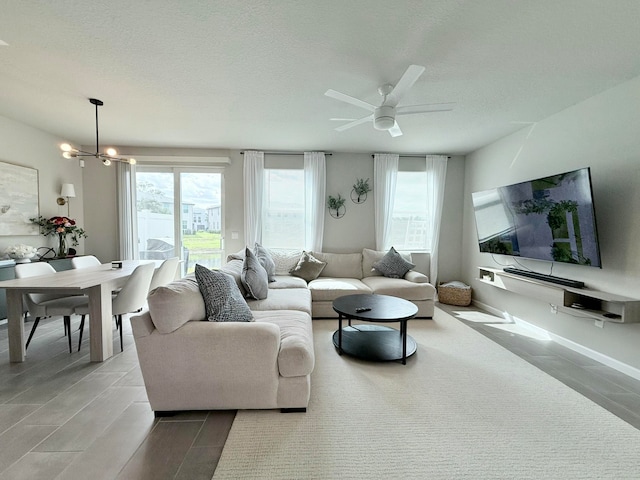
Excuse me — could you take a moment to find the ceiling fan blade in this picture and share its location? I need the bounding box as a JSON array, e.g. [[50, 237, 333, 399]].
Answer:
[[388, 65, 425, 106], [396, 102, 456, 115], [325, 89, 376, 112], [330, 117, 357, 122], [334, 114, 373, 132], [388, 121, 403, 137]]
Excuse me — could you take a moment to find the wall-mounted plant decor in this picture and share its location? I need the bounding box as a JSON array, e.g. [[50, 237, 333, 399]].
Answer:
[[327, 194, 346, 218], [351, 178, 371, 204]]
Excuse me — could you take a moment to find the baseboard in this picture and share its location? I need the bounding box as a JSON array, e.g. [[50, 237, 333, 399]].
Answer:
[[470, 300, 640, 382]]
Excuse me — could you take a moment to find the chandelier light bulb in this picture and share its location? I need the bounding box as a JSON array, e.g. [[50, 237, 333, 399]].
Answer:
[[102, 158, 111, 166], [128, 158, 137, 165], [62, 151, 73, 159], [105, 147, 118, 157], [60, 143, 73, 152]]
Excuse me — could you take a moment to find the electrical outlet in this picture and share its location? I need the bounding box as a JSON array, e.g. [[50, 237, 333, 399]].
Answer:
[[550, 304, 558, 314], [594, 319, 605, 328]]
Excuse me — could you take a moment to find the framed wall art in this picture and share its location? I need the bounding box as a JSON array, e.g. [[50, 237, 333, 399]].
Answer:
[[0, 160, 39, 236]]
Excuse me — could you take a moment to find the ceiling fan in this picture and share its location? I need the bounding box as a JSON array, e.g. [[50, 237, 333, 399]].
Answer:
[[325, 65, 454, 137]]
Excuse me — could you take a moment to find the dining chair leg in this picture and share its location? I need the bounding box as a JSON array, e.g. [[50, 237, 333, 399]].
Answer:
[[64, 316, 72, 353], [77, 315, 86, 352], [25, 317, 41, 350], [117, 314, 124, 352]]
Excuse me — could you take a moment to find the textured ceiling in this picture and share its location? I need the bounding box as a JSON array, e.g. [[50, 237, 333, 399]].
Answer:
[[1, 1, 640, 155]]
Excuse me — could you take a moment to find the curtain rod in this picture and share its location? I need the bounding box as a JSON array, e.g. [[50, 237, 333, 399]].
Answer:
[[370, 154, 451, 158], [240, 151, 332, 156]]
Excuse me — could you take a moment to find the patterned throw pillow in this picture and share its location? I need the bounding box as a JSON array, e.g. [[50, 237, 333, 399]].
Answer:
[[372, 247, 415, 279], [194, 264, 253, 322], [241, 248, 269, 300], [254, 242, 276, 282], [289, 251, 327, 282]]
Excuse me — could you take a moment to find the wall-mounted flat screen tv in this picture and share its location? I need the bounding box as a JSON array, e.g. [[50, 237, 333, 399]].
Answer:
[[471, 167, 601, 267]]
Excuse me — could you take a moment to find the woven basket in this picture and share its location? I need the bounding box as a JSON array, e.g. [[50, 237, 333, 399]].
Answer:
[[438, 282, 472, 306]]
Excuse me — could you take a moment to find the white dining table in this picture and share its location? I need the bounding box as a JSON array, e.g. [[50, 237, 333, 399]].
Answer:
[[0, 260, 157, 362]]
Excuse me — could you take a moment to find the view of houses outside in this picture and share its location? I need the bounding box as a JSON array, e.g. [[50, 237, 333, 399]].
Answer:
[[136, 171, 222, 273], [390, 171, 429, 251]]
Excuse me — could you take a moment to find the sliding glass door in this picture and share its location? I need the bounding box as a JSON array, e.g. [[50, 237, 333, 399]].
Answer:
[[136, 167, 223, 275]]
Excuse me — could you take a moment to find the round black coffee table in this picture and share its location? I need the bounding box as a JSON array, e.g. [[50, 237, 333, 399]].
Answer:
[[332, 294, 418, 365]]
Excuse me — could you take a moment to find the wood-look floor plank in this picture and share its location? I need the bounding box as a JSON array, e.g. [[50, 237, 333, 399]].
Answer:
[[53, 402, 156, 480], [116, 420, 203, 480], [7, 362, 114, 406], [22, 372, 126, 426], [193, 411, 236, 447], [0, 451, 78, 480], [34, 386, 148, 452], [174, 445, 222, 480], [0, 404, 40, 435], [0, 424, 57, 473]]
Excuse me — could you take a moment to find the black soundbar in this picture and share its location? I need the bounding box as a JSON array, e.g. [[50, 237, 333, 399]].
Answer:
[[503, 268, 585, 289]]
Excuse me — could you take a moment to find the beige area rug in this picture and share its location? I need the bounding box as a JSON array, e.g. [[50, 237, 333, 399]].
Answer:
[[213, 309, 640, 479]]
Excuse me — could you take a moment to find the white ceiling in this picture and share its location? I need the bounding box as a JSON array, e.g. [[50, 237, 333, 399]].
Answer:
[[1, 1, 640, 155]]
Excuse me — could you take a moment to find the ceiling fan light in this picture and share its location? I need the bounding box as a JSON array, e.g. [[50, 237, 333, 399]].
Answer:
[[374, 105, 396, 131], [374, 116, 395, 130]]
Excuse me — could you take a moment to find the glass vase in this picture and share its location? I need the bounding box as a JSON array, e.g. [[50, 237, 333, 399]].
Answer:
[[57, 234, 67, 258]]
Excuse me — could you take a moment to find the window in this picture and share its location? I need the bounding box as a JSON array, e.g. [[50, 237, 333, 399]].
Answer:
[[136, 167, 224, 274], [262, 169, 305, 248], [389, 170, 430, 251]]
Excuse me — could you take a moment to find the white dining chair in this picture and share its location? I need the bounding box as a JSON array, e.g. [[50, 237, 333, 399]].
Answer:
[[75, 262, 155, 352], [71, 255, 101, 269], [15, 262, 87, 353], [148, 257, 179, 292]]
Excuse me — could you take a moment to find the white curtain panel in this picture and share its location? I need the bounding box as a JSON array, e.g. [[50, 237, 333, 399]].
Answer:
[[425, 155, 448, 285], [373, 153, 399, 251], [304, 151, 326, 252], [116, 162, 139, 260], [243, 151, 265, 246]]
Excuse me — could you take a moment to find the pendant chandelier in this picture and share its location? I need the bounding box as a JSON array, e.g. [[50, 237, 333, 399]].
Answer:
[[60, 98, 136, 166]]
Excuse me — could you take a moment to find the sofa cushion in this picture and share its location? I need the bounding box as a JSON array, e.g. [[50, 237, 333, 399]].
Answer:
[[268, 275, 309, 289], [254, 242, 276, 282], [253, 310, 314, 378], [147, 277, 205, 334], [290, 251, 326, 282], [247, 288, 312, 316], [312, 252, 363, 279], [241, 248, 269, 300], [269, 248, 304, 275], [361, 276, 437, 301], [372, 247, 415, 278], [195, 264, 254, 322], [307, 278, 372, 302], [219, 259, 247, 296], [362, 248, 413, 277]]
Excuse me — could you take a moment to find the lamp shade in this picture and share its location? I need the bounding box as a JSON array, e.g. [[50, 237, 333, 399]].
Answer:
[[60, 183, 76, 198]]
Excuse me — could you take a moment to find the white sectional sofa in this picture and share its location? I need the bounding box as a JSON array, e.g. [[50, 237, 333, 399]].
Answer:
[[130, 248, 435, 414], [131, 275, 314, 413]]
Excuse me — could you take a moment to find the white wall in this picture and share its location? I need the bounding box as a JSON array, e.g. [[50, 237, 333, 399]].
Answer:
[[461, 75, 640, 369], [0, 115, 84, 256]]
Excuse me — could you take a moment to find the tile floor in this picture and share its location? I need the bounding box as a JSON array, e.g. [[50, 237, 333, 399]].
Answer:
[[0, 304, 638, 479]]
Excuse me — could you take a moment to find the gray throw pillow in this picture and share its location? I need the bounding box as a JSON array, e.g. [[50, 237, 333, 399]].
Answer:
[[290, 251, 327, 282], [241, 248, 269, 300], [372, 247, 415, 279], [194, 264, 253, 322], [254, 242, 276, 282]]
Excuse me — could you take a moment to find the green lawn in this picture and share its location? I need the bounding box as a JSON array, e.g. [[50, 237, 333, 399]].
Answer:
[[182, 231, 222, 250]]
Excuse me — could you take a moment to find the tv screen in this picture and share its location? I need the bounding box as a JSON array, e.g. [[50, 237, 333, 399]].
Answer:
[[471, 168, 601, 267]]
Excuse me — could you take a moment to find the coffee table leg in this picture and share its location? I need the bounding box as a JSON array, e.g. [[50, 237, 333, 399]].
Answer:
[[402, 320, 407, 365], [338, 313, 343, 355]]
